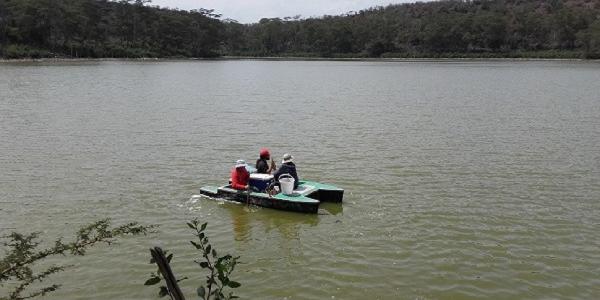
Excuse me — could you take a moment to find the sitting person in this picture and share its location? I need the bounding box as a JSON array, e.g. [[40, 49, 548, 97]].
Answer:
[[273, 153, 299, 189], [230, 159, 249, 190], [256, 148, 276, 174]]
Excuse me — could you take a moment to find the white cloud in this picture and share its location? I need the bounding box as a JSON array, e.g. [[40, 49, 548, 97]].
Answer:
[[150, 0, 412, 23]]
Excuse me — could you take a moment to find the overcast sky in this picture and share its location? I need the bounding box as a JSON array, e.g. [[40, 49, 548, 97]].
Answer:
[[151, 0, 413, 24]]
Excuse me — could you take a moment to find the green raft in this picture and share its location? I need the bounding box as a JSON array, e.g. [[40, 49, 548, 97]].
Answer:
[[199, 180, 343, 214]]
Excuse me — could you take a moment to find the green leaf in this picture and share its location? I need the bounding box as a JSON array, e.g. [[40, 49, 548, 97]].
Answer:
[[166, 253, 173, 263], [228, 281, 241, 288], [144, 276, 161, 286], [159, 286, 169, 297], [216, 261, 226, 273], [212, 249, 217, 258], [197, 286, 206, 298], [190, 240, 202, 249], [187, 222, 195, 230], [199, 261, 209, 268], [221, 254, 232, 260], [205, 244, 212, 255], [201, 222, 207, 231]]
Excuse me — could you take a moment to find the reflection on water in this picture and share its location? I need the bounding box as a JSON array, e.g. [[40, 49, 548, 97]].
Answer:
[[184, 194, 322, 243], [319, 202, 344, 216], [232, 205, 251, 241], [223, 202, 320, 242]]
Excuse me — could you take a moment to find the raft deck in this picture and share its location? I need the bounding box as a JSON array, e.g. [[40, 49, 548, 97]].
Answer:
[[199, 180, 343, 213]]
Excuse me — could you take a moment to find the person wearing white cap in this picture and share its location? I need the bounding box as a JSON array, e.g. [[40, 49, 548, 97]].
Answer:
[[273, 153, 299, 189], [230, 159, 250, 190]]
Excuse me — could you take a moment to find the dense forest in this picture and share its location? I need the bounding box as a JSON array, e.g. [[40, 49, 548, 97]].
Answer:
[[0, 0, 223, 58], [1, 0, 600, 59], [227, 0, 600, 58]]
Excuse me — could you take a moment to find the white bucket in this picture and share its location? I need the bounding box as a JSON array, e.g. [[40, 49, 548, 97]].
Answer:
[[279, 174, 295, 195]]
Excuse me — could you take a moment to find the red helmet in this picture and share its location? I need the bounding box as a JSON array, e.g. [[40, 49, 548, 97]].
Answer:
[[259, 148, 270, 159]]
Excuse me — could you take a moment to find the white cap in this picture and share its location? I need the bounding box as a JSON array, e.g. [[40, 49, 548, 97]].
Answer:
[[235, 159, 247, 168], [282, 153, 293, 163]]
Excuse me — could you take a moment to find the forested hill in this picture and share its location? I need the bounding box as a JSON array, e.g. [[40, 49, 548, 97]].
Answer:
[[228, 0, 600, 58], [1, 0, 600, 59], [0, 0, 223, 58]]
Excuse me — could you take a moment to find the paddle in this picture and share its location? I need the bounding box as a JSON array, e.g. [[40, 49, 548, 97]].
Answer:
[[269, 157, 277, 174], [245, 186, 250, 207]]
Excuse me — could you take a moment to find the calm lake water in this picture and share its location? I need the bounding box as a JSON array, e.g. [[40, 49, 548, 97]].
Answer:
[[1, 59, 599, 299]]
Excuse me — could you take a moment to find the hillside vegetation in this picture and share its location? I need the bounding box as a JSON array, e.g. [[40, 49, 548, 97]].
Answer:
[[0, 0, 222, 58], [1, 0, 600, 59]]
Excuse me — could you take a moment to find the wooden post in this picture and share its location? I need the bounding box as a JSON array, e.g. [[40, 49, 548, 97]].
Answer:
[[150, 247, 186, 300]]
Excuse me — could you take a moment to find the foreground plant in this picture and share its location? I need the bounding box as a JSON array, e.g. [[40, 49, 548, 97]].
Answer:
[[0, 219, 154, 300], [146, 219, 241, 300]]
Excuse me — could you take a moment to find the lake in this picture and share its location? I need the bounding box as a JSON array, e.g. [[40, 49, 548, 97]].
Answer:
[[1, 59, 599, 299]]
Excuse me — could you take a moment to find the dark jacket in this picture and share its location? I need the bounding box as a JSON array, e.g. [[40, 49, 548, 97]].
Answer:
[[256, 158, 269, 174], [274, 162, 299, 189]]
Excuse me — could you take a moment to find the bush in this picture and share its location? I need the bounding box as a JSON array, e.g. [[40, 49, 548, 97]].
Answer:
[[1, 219, 155, 299], [145, 220, 241, 300], [2, 44, 52, 59]]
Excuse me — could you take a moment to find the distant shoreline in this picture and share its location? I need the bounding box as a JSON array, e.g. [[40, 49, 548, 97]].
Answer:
[[1, 56, 597, 63]]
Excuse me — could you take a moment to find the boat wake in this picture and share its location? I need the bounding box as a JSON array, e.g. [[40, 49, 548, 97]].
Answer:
[[190, 194, 242, 205]]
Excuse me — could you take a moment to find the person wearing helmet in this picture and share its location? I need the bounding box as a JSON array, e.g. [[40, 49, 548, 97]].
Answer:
[[256, 148, 276, 174], [230, 159, 250, 190], [273, 153, 299, 189]]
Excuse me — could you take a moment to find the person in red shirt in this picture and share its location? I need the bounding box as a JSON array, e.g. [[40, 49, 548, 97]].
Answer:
[[230, 159, 250, 190]]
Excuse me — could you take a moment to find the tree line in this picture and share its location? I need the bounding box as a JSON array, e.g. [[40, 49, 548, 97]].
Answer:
[[0, 0, 223, 58], [2, 0, 600, 59], [225, 0, 600, 59]]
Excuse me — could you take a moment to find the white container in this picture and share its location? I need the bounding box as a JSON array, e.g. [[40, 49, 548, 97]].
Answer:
[[279, 174, 295, 195]]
